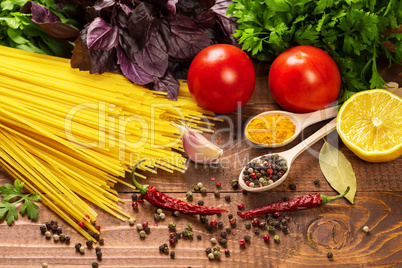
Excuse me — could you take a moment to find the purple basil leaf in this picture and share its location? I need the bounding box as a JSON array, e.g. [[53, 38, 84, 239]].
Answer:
[[116, 46, 154, 85], [116, 8, 130, 28], [29, 2, 61, 23], [176, 0, 215, 12], [168, 58, 190, 79], [119, 28, 138, 62], [168, 14, 213, 59], [151, 72, 179, 100], [128, 2, 159, 52], [158, 18, 171, 49], [167, 0, 179, 13], [89, 48, 119, 74], [94, 0, 116, 11], [71, 34, 93, 71], [134, 29, 168, 77], [21, 2, 79, 40], [87, 17, 119, 50], [119, 3, 132, 15], [195, 8, 215, 29], [212, 0, 239, 45]]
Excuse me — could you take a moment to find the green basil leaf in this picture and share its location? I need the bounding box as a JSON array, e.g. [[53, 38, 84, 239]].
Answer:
[[319, 140, 357, 204]]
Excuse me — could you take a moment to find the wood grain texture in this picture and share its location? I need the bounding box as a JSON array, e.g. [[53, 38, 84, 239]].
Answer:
[[0, 55, 401, 267]]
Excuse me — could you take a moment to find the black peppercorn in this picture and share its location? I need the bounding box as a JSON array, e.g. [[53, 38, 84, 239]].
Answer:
[[220, 232, 227, 239], [92, 262, 99, 268], [131, 193, 138, 201], [289, 184, 296, 190], [170, 251, 175, 258], [99, 238, 104, 245], [65, 236, 70, 243], [96, 251, 102, 260], [95, 246, 101, 253], [218, 221, 224, 229], [245, 223, 251, 229], [197, 234, 202, 240], [205, 248, 212, 255], [75, 243, 82, 252], [327, 252, 333, 258], [56, 227, 63, 235], [197, 200, 204, 206], [144, 227, 151, 234], [40, 225, 47, 235], [254, 228, 260, 235], [206, 225, 213, 232], [224, 195, 231, 202], [220, 238, 227, 246], [314, 178, 320, 185], [228, 214, 233, 219], [51, 225, 58, 233], [93, 233, 100, 240], [86, 240, 93, 248], [45, 222, 52, 230], [244, 235, 251, 242], [226, 227, 231, 233]]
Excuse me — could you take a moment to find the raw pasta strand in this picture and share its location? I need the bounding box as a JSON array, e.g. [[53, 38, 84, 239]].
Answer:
[[0, 45, 217, 237]]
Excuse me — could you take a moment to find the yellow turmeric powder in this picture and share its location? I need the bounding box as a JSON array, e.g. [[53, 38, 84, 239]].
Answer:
[[245, 114, 296, 145]]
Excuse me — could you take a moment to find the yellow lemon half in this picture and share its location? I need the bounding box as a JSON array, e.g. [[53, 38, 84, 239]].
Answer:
[[337, 89, 402, 162]]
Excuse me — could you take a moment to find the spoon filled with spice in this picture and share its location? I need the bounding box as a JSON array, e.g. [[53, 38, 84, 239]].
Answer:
[[244, 105, 338, 148], [239, 118, 336, 192]]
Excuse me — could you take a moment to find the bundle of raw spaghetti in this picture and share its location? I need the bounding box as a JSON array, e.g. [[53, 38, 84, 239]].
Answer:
[[0, 45, 217, 240]]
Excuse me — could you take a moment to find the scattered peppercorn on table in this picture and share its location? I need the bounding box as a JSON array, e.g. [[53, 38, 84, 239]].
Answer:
[[0, 58, 401, 267]]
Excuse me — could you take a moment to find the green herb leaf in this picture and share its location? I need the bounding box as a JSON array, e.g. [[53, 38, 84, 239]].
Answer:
[[0, 180, 40, 225], [0, 200, 19, 226], [319, 140, 357, 204]]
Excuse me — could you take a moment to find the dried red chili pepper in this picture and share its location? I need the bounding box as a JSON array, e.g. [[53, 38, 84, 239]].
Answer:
[[237, 187, 350, 219], [131, 160, 227, 215]]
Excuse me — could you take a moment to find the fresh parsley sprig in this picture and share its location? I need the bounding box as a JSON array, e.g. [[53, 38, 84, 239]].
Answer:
[[0, 180, 40, 226], [227, 0, 402, 102]]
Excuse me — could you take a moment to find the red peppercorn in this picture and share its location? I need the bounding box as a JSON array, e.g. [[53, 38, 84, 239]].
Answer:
[[85, 214, 90, 219], [273, 212, 281, 218], [250, 172, 257, 179], [267, 169, 273, 175], [142, 221, 148, 228], [229, 218, 236, 225], [169, 238, 177, 245], [245, 181, 250, 186], [132, 201, 139, 209], [210, 220, 218, 227], [252, 218, 260, 226], [224, 249, 230, 256], [169, 232, 177, 239], [237, 203, 245, 210], [263, 234, 270, 242], [95, 225, 101, 231], [216, 182, 221, 187], [78, 222, 84, 228], [239, 239, 246, 246]]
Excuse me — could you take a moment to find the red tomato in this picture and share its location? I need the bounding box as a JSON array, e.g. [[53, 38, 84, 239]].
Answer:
[[268, 45, 341, 113], [187, 44, 256, 114]]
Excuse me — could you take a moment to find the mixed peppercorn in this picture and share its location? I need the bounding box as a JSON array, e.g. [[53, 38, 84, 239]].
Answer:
[[242, 154, 288, 188]]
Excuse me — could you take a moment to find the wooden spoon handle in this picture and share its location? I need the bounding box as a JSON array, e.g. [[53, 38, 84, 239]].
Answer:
[[281, 118, 337, 164], [295, 106, 338, 128]]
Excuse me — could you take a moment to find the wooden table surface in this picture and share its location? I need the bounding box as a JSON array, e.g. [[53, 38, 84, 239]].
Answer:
[[0, 57, 401, 268]]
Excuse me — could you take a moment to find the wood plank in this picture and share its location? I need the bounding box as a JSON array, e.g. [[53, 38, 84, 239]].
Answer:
[[0, 192, 401, 267]]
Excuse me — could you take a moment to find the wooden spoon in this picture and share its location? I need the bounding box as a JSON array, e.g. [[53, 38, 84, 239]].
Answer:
[[245, 106, 338, 148], [239, 118, 337, 192]]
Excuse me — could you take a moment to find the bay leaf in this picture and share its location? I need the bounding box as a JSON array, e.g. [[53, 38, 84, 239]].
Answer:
[[319, 140, 356, 204]]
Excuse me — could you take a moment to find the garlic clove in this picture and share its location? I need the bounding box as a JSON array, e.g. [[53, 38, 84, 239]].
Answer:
[[173, 122, 223, 164]]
